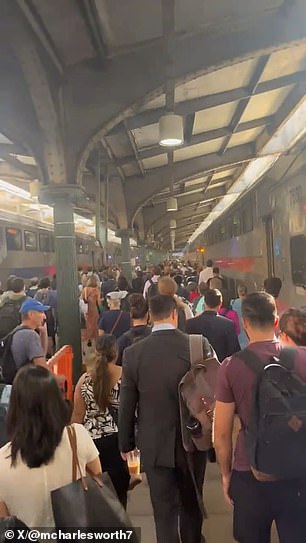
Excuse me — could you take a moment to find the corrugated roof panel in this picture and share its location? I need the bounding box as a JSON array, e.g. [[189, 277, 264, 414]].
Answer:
[[142, 154, 168, 170], [132, 124, 159, 148], [239, 86, 293, 123], [175, 58, 256, 103], [227, 127, 263, 148], [194, 102, 238, 135], [260, 44, 306, 83], [174, 138, 224, 162], [212, 168, 238, 180]]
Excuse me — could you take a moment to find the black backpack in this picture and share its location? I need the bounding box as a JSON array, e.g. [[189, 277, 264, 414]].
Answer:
[[237, 347, 306, 480], [0, 297, 26, 339], [146, 279, 159, 299], [0, 325, 31, 384]]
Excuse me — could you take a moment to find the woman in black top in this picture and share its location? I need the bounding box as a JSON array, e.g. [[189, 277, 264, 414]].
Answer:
[[116, 294, 151, 366]]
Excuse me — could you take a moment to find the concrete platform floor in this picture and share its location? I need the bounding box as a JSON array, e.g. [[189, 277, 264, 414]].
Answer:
[[127, 463, 279, 543]]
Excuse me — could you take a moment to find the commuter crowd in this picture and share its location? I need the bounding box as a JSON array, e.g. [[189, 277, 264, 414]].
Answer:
[[0, 260, 305, 543]]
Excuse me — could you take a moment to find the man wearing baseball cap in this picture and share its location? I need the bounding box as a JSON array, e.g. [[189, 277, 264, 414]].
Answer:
[[10, 299, 52, 373]]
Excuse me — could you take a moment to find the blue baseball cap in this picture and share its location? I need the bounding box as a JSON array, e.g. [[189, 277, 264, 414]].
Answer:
[[20, 299, 50, 314]]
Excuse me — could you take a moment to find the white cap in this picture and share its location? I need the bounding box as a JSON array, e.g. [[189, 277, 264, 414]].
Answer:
[[106, 291, 128, 301]]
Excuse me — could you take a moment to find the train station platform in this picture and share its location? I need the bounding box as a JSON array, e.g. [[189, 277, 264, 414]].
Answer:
[[127, 464, 278, 542]]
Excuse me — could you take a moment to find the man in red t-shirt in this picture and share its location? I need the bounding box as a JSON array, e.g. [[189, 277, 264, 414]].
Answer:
[[214, 291, 306, 543]]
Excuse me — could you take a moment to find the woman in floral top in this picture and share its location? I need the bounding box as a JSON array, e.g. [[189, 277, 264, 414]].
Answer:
[[72, 334, 130, 507]]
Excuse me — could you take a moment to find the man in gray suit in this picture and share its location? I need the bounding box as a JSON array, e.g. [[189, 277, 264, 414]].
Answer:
[[119, 295, 212, 543]]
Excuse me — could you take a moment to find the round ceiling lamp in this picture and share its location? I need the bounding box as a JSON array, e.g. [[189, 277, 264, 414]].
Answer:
[[29, 180, 40, 199], [159, 114, 184, 147], [166, 196, 178, 212], [170, 219, 176, 229]]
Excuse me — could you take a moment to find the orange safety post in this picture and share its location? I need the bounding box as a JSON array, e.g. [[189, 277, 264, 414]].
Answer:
[[51, 345, 73, 401]]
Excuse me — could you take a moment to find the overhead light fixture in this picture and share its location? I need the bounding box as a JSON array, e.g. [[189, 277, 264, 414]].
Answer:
[[159, 114, 184, 147], [29, 180, 40, 199], [170, 219, 176, 229], [166, 197, 178, 212]]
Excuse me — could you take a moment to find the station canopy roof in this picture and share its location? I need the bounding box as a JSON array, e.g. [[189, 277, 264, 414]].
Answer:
[[1, 0, 306, 250]]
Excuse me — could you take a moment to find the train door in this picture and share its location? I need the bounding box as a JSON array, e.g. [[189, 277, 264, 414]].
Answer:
[[264, 215, 275, 277]]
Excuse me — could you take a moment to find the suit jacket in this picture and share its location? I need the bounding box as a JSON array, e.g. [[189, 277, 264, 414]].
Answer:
[[118, 329, 212, 469], [186, 311, 240, 362]]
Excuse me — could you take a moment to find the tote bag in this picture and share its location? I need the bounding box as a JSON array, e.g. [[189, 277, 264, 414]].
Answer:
[[51, 426, 137, 538]]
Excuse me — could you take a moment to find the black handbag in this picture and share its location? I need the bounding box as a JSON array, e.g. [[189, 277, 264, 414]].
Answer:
[[0, 517, 29, 543], [51, 426, 137, 538]]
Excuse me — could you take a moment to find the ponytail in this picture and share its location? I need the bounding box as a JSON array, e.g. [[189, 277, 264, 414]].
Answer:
[[92, 354, 111, 412], [92, 334, 117, 411]]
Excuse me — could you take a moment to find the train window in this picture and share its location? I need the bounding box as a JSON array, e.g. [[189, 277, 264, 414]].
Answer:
[[290, 235, 306, 286], [232, 216, 241, 237], [6, 228, 22, 251], [242, 205, 253, 234], [219, 225, 226, 241], [76, 241, 83, 254], [24, 230, 37, 251], [84, 243, 89, 255], [39, 233, 51, 252]]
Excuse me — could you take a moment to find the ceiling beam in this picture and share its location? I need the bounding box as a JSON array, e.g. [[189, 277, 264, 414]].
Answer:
[[15, 0, 63, 74], [123, 120, 144, 176], [128, 143, 255, 223], [116, 116, 273, 166], [219, 55, 270, 154], [157, 213, 209, 238], [122, 70, 306, 132], [184, 113, 195, 143], [0, 143, 30, 156], [256, 82, 306, 154], [145, 186, 225, 234], [0, 154, 38, 178], [76, 0, 109, 65]]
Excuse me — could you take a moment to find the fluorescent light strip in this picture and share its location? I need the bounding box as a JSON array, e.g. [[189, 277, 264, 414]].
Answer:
[[0, 179, 32, 200], [188, 97, 306, 245], [261, 97, 306, 155]]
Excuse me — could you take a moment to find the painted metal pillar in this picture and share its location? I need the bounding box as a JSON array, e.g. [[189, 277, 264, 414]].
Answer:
[[103, 172, 109, 263], [138, 240, 147, 269], [40, 185, 83, 384], [117, 229, 132, 282]]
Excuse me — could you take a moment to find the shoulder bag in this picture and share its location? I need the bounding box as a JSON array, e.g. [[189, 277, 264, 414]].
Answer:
[[51, 425, 137, 536], [110, 311, 123, 335]]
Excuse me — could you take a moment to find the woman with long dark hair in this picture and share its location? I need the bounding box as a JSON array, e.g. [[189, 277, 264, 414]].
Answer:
[[72, 334, 130, 508], [0, 366, 101, 527]]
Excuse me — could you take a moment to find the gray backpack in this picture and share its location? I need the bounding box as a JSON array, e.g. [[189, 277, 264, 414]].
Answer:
[[179, 335, 219, 452]]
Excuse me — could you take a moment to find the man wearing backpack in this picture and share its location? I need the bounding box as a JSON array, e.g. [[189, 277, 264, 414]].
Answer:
[[0, 278, 27, 339], [0, 298, 53, 385], [214, 292, 306, 543], [143, 265, 161, 298], [119, 295, 213, 543]]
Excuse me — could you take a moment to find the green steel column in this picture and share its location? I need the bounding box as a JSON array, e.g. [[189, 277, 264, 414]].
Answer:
[[54, 196, 81, 383], [118, 229, 132, 282], [138, 240, 146, 269], [40, 185, 83, 384]]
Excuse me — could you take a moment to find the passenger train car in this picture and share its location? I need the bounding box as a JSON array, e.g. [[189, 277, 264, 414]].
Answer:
[[187, 169, 306, 309], [0, 211, 130, 284]]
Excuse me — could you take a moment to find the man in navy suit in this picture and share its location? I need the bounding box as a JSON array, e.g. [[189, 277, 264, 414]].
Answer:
[[186, 289, 240, 362]]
